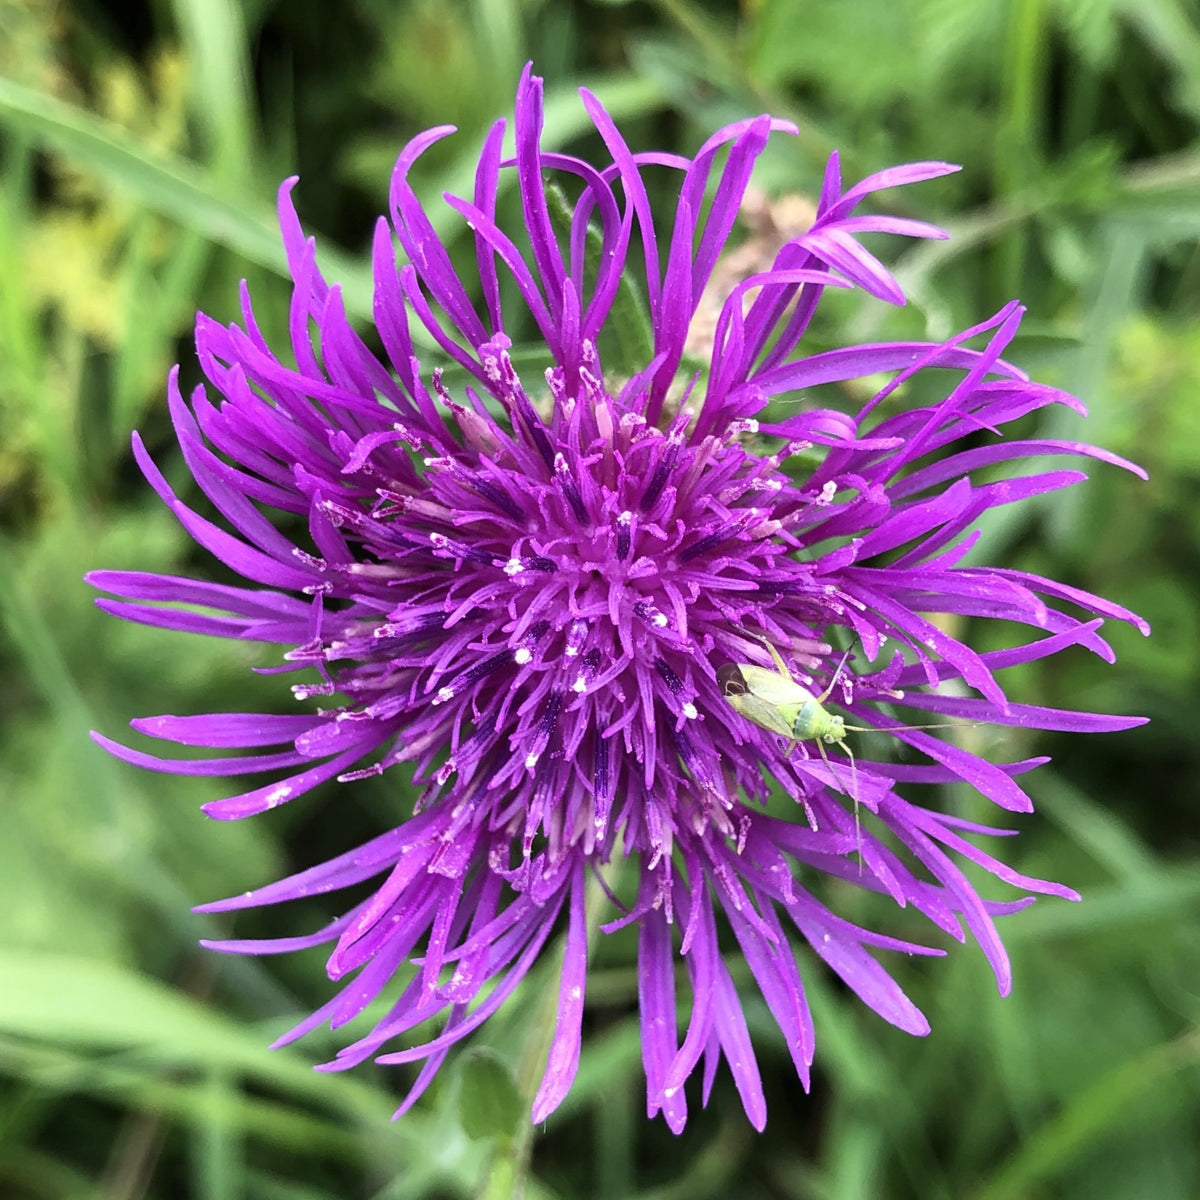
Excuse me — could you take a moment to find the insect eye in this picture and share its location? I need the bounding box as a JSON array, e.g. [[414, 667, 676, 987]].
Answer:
[[716, 663, 748, 697]]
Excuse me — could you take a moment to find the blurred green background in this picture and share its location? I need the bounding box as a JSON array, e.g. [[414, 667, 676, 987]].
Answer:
[[1, 0, 1198, 1197]]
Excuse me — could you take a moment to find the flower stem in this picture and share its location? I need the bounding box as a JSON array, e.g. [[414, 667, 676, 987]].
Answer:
[[475, 861, 622, 1200]]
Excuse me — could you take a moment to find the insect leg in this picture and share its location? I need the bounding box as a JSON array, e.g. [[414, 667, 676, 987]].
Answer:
[[813, 737, 865, 866], [743, 628, 797, 683], [838, 737, 862, 867]]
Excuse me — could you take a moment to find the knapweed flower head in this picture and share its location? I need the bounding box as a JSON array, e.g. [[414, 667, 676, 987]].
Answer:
[[90, 66, 1148, 1131]]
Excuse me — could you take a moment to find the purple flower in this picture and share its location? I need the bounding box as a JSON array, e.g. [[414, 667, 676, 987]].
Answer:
[[89, 66, 1148, 1132]]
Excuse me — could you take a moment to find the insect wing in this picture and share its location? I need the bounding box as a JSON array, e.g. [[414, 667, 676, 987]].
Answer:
[[724, 691, 797, 739], [737, 664, 815, 710]]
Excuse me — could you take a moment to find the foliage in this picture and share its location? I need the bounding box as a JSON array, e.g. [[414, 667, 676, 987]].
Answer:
[[0, 0, 1196, 1196]]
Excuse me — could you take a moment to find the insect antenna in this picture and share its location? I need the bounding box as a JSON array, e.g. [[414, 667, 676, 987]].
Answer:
[[816, 642, 858, 705], [841, 719, 976, 733]]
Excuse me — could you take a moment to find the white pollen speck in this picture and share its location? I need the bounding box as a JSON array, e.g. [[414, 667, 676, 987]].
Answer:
[[525, 752, 540, 769], [573, 675, 587, 693], [434, 686, 455, 705], [514, 647, 533, 664], [618, 510, 632, 525], [265, 785, 292, 809], [565, 645, 579, 657], [653, 613, 668, 628], [504, 557, 524, 575], [683, 702, 698, 719]]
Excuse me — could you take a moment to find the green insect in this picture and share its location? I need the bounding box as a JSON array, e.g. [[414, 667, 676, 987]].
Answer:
[[717, 634, 963, 852]]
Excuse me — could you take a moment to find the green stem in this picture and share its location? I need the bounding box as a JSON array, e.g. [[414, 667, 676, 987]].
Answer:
[[475, 862, 622, 1200]]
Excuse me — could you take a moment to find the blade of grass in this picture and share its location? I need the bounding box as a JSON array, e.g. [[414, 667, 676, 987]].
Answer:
[[968, 1029, 1200, 1200], [0, 949, 444, 1152], [0, 74, 373, 317], [171, 0, 256, 187]]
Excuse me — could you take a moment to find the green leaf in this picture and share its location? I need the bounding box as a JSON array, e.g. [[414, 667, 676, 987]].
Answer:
[[457, 1049, 523, 1142]]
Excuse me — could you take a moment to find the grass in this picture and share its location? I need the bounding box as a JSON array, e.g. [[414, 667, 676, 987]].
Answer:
[[1, 0, 1198, 1196]]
